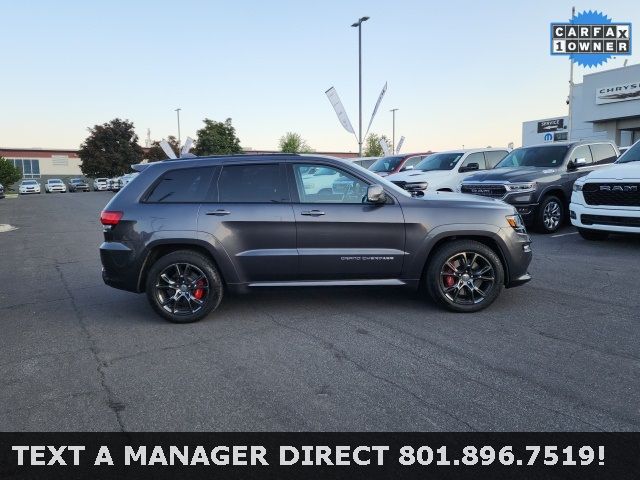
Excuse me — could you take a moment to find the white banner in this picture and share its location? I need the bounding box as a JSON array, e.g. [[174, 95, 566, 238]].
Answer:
[[325, 87, 355, 134], [379, 137, 391, 156], [365, 82, 387, 136], [395, 136, 405, 154]]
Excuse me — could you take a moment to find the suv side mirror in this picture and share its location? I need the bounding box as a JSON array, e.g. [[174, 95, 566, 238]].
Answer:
[[367, 184, 386, 204], [567, 158, 586, 171], [460, 162, 479, 173]]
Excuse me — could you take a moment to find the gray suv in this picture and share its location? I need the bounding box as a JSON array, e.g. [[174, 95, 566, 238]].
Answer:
[[461, 141, 619, 233], [100, 155, 532, 323]]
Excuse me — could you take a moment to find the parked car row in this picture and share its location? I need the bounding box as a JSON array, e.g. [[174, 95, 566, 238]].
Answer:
[[356, 141, 631, 235], [13, 175, 138, 195]]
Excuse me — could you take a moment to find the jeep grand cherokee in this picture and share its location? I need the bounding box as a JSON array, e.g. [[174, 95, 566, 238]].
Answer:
[[100, 155, 532, 323]]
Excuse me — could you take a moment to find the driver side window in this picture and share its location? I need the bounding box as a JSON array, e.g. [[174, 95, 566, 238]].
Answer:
[[293, 164, 369, 204]]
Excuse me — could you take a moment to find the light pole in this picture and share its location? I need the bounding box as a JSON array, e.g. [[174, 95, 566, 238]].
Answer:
[[174, 108, 182, 156], [390, 108, 399, 153], [351, 16, 369, 157]]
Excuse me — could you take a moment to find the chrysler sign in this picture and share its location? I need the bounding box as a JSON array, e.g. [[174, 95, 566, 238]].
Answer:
[[596, 82, 640, 104]]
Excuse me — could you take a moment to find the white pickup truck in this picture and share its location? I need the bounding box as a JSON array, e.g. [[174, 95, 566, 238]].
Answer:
[[385, 148, 509, 194], [570, 141, 640, 240]]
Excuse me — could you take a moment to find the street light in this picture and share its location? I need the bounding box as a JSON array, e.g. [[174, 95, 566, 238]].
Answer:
[[390, 108, 399, 153], [351, 16, 369, 157], [174, 108, 182, 156]]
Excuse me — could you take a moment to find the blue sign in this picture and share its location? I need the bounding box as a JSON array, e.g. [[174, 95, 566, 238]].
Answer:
[[544, 133, 553, 142], [550, 10, 632, 67]]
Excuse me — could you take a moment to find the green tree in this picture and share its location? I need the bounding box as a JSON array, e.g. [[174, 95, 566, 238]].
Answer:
[[0, 157, 22, 189], [145, 135, 180, 162], [278, 132, 312, 153], [363, 133, 391, 157], [193, 118, 242, 156], [79, 118, 144, 178]]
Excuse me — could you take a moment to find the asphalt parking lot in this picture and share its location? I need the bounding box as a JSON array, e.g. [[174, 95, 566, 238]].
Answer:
[[1, 192, 639, 432]]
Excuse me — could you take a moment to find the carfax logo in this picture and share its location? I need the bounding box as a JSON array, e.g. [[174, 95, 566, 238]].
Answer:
[[550, 10, 632, 67]]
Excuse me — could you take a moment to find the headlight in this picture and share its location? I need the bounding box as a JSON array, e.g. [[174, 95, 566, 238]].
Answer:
[[506, 214, 527, 234], [573, 183, 584, 192], [505, 182, 536, 192]]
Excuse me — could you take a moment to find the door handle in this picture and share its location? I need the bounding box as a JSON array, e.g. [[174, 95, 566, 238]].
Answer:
[[300, 210, 325, 217], [206, 209, 231, 216]]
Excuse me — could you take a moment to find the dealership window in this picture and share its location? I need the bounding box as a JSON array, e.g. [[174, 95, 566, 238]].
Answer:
[[8, 158, 40, 178]]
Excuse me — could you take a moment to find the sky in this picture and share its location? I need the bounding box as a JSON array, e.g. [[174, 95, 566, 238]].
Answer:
[[1, 0, 638, 153]]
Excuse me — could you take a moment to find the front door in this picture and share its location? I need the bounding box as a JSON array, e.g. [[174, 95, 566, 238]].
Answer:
[[289, 162, 406, 280]]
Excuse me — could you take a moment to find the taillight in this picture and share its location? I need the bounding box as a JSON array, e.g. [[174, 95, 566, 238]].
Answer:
[[100, 211, 123, 226]]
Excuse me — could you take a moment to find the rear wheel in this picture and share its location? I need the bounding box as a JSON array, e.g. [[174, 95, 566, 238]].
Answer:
[[145, 250, 223, 323], [425, 240, 504, 312], [535, 195, 564, 233], [578, 228, 609, 241]]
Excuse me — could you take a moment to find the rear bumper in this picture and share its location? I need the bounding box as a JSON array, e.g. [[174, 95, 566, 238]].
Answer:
[[100, 241, 141, 292]]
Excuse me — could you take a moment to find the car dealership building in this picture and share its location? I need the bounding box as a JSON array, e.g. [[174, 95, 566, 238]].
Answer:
[[523, 63, 640, 147]]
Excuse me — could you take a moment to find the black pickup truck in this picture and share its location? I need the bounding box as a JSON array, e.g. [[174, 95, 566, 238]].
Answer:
[[461, 141, 619, 233]]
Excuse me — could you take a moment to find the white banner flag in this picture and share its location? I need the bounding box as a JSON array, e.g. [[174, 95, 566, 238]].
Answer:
[[395, 136, 405, 154], [379, 137, 391, 156], [365, 82, 387, 137], [325, 87, 355, 134]]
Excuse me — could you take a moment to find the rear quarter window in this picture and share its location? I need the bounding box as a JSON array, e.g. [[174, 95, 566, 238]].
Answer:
[[589, 143, 617, 165], [145, 167, 216, 203]]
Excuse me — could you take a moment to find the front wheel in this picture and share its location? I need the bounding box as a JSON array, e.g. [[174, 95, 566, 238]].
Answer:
[[425, 240, 504, 312], [578, 228, 609, 241], [145, 250, 223, 323], [535, 195, 564, 233]]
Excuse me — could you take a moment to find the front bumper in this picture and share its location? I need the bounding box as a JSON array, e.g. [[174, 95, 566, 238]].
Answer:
[[500, 227, 533, 288], [570, 199, 640, 233]]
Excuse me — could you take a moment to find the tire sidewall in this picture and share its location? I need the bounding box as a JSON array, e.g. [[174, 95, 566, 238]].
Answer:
[[537, 195, 564, 233], [426, 240, 505, 313], [145, 251, 223, 323]]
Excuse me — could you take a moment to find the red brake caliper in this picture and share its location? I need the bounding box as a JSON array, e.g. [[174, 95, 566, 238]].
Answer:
[[443, 264, 456, 288], [193, 279, 206, 300]]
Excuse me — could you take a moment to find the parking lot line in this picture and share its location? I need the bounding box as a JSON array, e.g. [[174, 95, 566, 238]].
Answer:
[[551, 232, 579, 238]]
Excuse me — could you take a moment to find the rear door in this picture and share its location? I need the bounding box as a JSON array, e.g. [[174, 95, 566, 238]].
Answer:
[[289, 162, 406, 280], [197, 162, 297, 282]]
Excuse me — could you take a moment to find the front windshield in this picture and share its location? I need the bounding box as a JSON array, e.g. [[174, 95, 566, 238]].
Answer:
[[415, 152, 464, 171], [369, 156, 403, 173], [49, 179, 63, 184], [616, 141, 640, 164], [23, 180, 37, 185], [496, 145, 569, 168]]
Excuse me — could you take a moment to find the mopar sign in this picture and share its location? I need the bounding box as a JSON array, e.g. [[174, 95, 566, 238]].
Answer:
[[596, 82, 640, 104]]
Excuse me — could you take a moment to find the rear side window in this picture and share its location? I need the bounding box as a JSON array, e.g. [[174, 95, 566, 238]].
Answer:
[[589, 143, 617, 165], [570, 145, 593, 165], [484, 151, 509, 169], [218, 164, 289, 203], [146, 167, 215, 203]]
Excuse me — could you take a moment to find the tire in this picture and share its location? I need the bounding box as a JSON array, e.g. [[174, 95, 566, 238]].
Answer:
[[578, 228, 609, 241], [425, 240, 504, 313], [535, 195, 564, 234], [145, 250, 223, 323]]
